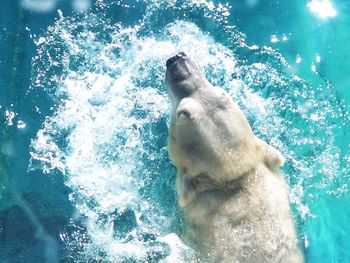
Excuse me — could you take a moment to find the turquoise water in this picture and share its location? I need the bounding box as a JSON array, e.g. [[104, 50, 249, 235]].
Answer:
[[1, 0, 350, 262]]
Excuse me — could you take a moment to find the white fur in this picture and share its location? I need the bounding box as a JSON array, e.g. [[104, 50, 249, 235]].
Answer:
[[166, 55, 304, 262]]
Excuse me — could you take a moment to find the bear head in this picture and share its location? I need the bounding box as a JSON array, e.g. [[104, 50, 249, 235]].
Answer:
[[166, 52, 284, 207]]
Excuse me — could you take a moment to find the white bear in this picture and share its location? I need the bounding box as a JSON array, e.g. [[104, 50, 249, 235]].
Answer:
[[165, 52, 304, 263]]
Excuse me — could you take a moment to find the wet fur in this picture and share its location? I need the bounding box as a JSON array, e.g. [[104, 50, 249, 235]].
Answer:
[[166, 54, 304, 262]]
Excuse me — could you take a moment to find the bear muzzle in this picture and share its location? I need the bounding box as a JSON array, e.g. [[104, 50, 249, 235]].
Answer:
[[166, 52, 187, 68]]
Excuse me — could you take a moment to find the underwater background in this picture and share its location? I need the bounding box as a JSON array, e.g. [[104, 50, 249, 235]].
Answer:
[[0, 0, 349, 262]]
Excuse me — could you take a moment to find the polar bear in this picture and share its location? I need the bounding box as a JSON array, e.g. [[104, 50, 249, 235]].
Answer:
[[165, 52, 304, 263]]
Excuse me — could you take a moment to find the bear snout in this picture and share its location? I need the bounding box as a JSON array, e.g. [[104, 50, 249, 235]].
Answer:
[[166, 52, 187, 68]]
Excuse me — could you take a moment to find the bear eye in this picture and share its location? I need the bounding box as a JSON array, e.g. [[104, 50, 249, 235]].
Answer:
[[177, 108, 191, 118]]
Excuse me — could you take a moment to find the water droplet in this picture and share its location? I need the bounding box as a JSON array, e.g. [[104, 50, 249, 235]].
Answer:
[[270, 35, 278, 43], [296, 55, 302, 64], [316, 54, 321, 63], [17, 120, 26, 129]]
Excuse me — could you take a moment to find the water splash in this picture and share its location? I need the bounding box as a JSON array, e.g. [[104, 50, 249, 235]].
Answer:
[[29, 0, 349, 261]]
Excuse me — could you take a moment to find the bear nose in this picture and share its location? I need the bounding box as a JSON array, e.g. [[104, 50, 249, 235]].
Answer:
[[166, 52, 187, 68]]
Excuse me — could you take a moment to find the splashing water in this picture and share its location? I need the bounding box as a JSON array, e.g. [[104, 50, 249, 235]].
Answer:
[[28, 0, 350, 262]]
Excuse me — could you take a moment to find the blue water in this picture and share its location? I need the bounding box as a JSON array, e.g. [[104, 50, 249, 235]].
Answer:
[[1, 0, 350, 262]]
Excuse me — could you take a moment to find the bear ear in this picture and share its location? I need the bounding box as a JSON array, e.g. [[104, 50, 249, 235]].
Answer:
[[256, 137, 284, 170], [176, 172, 196, 207]]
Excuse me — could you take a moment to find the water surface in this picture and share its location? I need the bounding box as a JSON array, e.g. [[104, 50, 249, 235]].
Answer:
[[1, 0, 349, 262]]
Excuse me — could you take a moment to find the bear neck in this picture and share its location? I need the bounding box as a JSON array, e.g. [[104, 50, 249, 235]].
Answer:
[[187, 168, 259, 211]]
